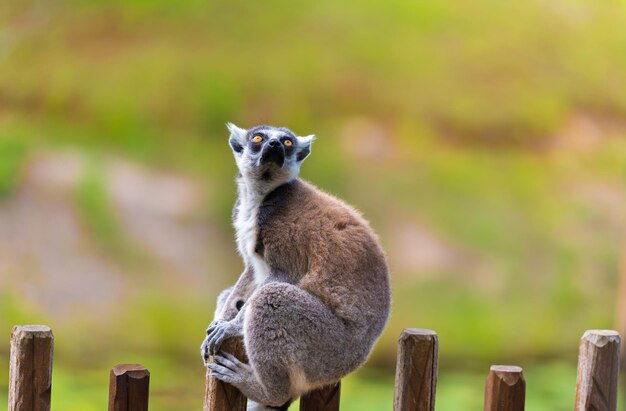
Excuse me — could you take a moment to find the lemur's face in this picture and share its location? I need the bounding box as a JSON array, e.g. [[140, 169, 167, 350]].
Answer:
[[227, 123, 314, 183]]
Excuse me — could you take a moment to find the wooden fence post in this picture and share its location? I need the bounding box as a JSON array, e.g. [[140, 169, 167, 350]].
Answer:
[[9, 325, 54, 411], [575, 330, 621, 411], [204, 337, 248, 411], [483, 365, 525, 411], [393, 328, 439, 411], [300, 381, 341, 411], [108, 364, 150, 411]]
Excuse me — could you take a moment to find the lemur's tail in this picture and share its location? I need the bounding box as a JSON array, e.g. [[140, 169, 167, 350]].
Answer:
[[247, 399, 293, 411]]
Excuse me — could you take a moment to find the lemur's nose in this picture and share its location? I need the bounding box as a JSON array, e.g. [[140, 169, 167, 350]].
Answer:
[[268, 139, 280, 148]]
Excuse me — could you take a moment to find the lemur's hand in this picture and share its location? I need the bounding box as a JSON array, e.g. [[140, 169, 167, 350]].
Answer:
[[201, 319, 242, 365]]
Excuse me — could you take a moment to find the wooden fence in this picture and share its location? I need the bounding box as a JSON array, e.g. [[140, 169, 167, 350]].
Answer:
[[5, 325, 621, 410]]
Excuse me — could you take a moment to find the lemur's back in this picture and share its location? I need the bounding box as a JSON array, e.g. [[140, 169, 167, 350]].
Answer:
[[258, 179, 390, 341]]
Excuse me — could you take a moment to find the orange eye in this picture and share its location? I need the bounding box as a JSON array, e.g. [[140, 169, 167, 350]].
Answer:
[[252, 135, 263, 143], [284, 140, 293, 147]]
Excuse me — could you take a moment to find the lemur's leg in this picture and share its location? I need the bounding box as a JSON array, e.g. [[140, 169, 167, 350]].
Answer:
[[216, 267, 257, 321], [202, 268, 257, 362], [209, 282, 355, 407], [214, 286, 233, 318]]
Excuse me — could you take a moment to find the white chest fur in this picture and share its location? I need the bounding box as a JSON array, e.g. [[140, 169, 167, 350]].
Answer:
[[234, 187, 271, 283]]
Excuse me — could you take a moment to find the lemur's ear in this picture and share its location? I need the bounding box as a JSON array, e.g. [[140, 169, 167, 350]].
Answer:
[[227, 123, 247, 154], [296, 134, 315, 162]]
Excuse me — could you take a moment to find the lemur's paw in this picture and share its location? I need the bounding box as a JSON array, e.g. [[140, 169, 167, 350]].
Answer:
[[203, 319, 240, 357], [200, 320, 225, 364], [207, 353, 254, 386]]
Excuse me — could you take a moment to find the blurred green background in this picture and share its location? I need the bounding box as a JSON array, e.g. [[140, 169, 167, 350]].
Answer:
[[1, 0, 626, 409]]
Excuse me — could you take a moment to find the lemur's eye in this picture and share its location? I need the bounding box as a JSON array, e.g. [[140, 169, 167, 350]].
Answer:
[[252, 135, 263, 143], [283, 140, 293, 147]]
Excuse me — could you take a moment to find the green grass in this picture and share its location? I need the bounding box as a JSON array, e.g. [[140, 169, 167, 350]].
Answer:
[[0, 362, 587, 411]]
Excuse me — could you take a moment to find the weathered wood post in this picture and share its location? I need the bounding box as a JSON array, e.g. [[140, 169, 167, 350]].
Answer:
[[108, 364, 150, 411], [204, 337, 248, 411], [393, 328, 439, 411], [9, 325, 54, 411], [300, 381, 341, 411], [575, 330, 621, 411], [483, 365, 525, 411]]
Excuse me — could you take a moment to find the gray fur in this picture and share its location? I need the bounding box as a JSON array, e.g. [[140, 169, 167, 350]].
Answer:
[[201, 124, 390, 407]]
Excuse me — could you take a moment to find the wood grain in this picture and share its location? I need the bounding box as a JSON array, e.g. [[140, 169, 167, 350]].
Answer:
[[575, 330, 620, 411], [393, 328, 439, 411], [483, 365, 525, 411], [300, 381, 341, 411], [108, 364, 150, 411], [204, 337, 248, 411], [9, 325, 54, 411]]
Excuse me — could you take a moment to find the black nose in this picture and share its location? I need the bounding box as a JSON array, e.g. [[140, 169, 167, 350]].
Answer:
[[268, 139, 280, 148]]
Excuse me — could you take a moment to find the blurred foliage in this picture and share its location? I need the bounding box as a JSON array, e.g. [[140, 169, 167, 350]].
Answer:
[[1, 0, 626, 409], [74, 160, 128, 256], [0, 136, 28, 197], [3, 0, 626, 146]]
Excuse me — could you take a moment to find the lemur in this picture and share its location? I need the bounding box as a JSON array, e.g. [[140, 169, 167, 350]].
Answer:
[[201, 123, 391, 410]]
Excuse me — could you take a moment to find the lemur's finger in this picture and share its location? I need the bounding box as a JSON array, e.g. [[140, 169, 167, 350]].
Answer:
[[207, 329, 221, 349], [209, 329, 226, 355], [206, 321, 221, 335], [206, 362, 236, 383], [207, 327, 222, 344], [213, 354, 239, 371], [206, 325, 221, 340], [209, 371, 235, 384], [219, 352, 243, 367]]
